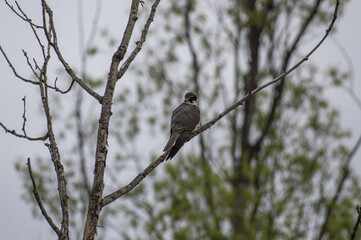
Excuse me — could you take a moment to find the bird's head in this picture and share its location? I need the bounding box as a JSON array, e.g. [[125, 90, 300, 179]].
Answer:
[[184, 92, 198, 106]]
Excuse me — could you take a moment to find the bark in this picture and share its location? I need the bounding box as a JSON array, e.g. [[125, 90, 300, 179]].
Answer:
[[83, 1, 141, 239]]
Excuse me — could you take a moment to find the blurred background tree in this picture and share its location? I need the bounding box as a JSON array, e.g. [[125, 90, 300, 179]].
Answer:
[[10, 0, 361, 239], [116, 0, 361, 239]]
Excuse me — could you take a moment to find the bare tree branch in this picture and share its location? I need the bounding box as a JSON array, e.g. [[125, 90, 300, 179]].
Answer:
[[36, 10, 70, 237], [83, 1, 148, 239], [351, 206, 361, 240], [117, 0, 161, 79], [0, 45, 75, 94], [22, 49, 41, 79], [0, 45, 38, 84], [4, 0, 43, 29], [13, 1, 47, 59], [0, 121, 48, 141], [41, 0, 103, 103], [21, 96, 27, 135], [0, 96, 48, 141], [3, 1, 74, 94], [75, 0, 103, 198], [27, 158, 62, 238], [52, 77, 75, 94], [2, 2, 71, 237], [111, 0, 140, 66], [101, 0, 340, 208]]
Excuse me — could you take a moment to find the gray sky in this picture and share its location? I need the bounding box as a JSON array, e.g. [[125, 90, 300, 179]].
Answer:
[[1, 0, 361, 239]]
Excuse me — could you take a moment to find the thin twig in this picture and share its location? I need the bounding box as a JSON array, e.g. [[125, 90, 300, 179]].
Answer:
[[27, 158, 62, 238], [41, 0, 103, 103], [0, 45, 74, 93], [0, 96, 48, 141], [101, 0, 340, 208], [0, 45, 38, 84], [15, 1, 46, 59], [3, 1, 73, 94], [0, 122, 48, 140], [4, 0, 43, 29], [22, 49, 40, 80], [53, 77, 75, 94], [21, 96, 27, 135]]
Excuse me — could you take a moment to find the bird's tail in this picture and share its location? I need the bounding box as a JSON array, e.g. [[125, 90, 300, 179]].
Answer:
[[163, 133, 179, 152], [166, 131, 191, 160]]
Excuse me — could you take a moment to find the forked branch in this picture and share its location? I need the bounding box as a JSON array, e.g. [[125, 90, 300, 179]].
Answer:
[[41, 0, 103, 103], [117, 0, 161, 79], [0, 96, 48, 141]]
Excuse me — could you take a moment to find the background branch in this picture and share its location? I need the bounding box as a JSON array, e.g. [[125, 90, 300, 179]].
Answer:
[[192, 0, 339, 139], [252, 0, 325, 155], [351, 206, 361, 240]]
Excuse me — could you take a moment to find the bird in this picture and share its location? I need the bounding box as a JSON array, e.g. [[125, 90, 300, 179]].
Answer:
[[163, 92, 200, 160]]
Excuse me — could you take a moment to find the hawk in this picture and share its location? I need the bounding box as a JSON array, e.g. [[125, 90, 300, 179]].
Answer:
[[163, 92, 200, 160]]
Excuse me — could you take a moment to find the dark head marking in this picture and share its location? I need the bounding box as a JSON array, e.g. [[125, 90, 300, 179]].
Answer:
[[184, 92, 197, 102]]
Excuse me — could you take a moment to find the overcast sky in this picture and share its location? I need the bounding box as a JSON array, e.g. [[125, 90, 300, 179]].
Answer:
[[1, 0, 360, 239]]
